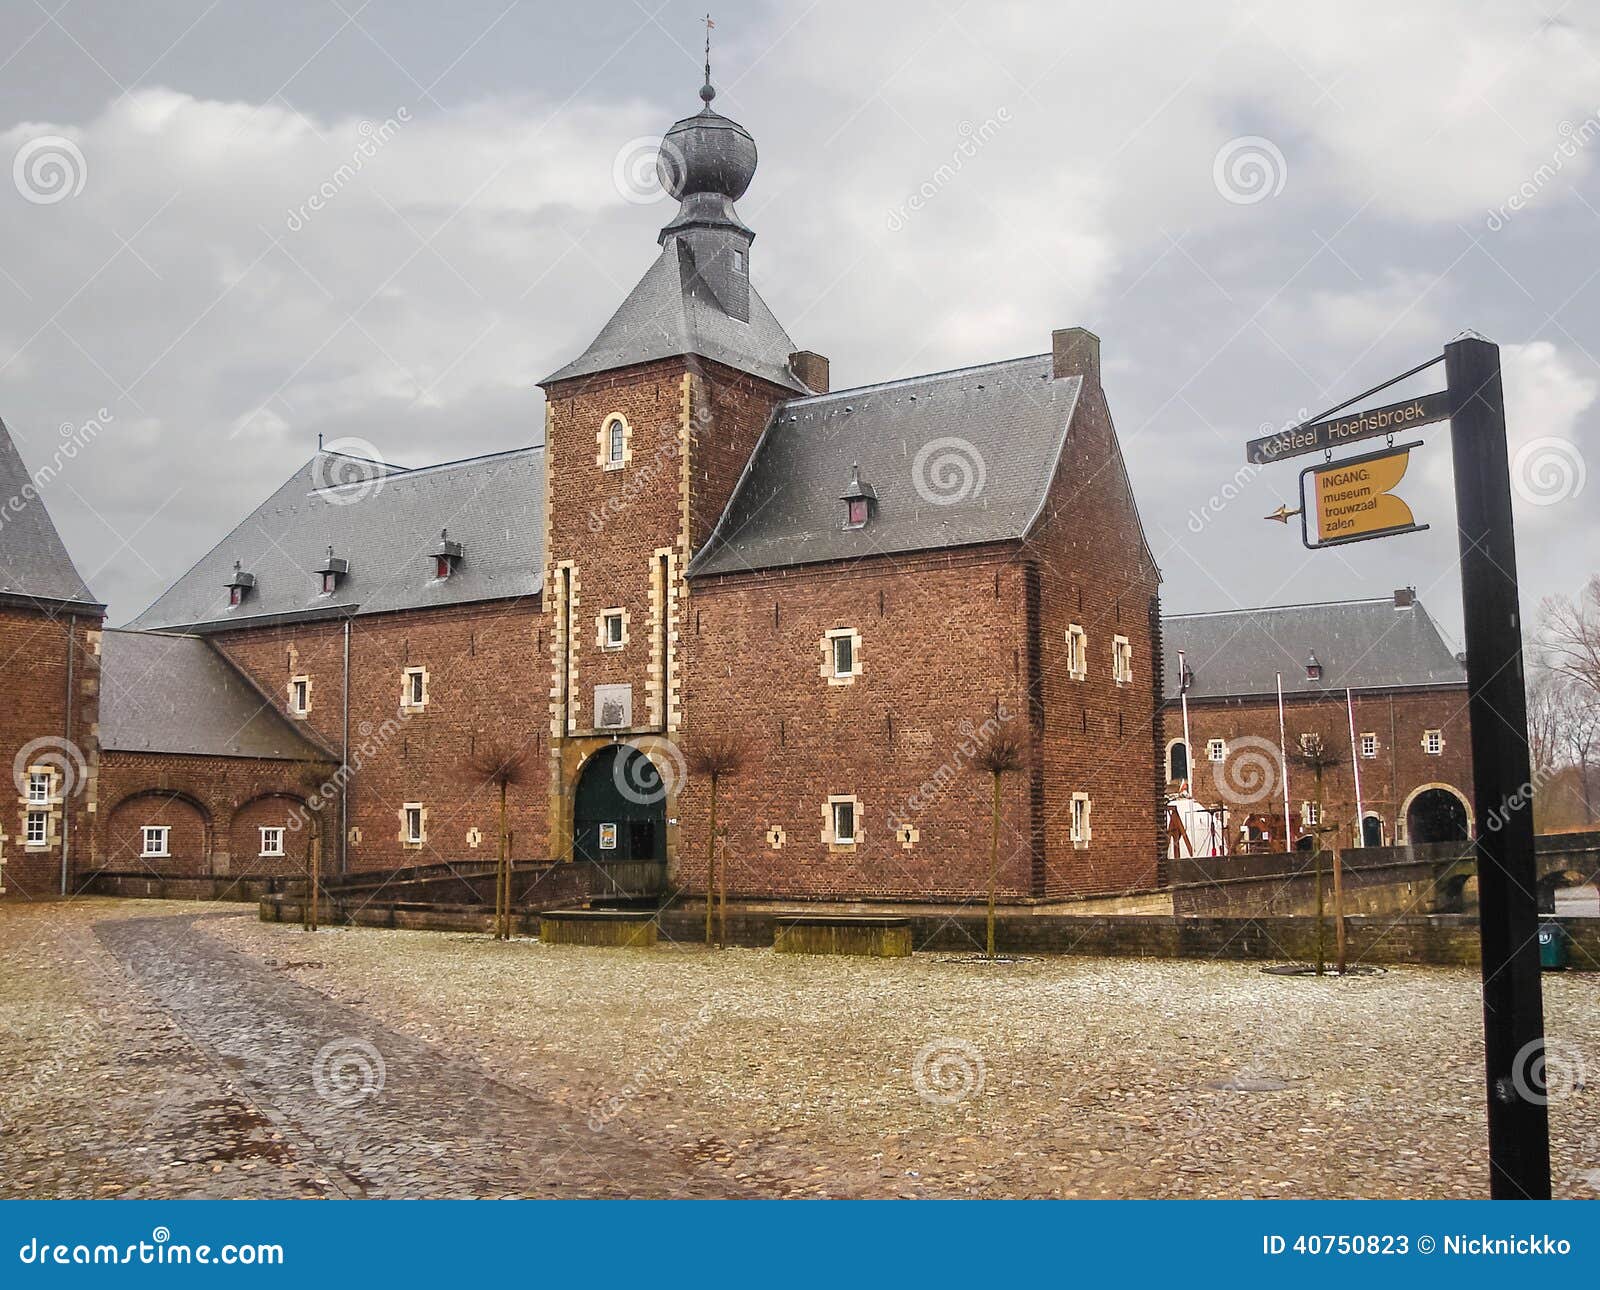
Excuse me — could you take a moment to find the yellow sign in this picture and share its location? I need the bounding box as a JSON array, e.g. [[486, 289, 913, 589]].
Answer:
[[1308, 445, 1419, 543]]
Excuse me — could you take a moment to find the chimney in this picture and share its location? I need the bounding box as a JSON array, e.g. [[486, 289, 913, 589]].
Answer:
[[1393, 587, 1416, 609], [1052, 327, 1100, 384], [790, 350, 829, 394]]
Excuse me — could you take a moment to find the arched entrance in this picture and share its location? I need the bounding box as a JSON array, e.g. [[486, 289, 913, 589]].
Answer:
[[573, 744, 666, 863], [1361, 813, 1385, 847], [1405, 787, 1470, 844]]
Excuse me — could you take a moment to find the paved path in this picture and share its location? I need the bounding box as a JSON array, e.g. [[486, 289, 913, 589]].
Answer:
[[95, 911, 743, 1198]]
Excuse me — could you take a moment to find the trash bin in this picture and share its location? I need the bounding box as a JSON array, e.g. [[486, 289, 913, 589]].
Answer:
[[1538, 921, 1570, 971]]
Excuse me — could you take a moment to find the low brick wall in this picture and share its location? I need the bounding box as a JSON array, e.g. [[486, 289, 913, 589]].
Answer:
[[80, 871, 299, 903], [774, 917, 912, 958], [540, 910, 658, 948]]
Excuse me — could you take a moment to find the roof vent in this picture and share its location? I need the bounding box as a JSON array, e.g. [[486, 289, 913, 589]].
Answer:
[[225, 560, 255, 608], [432, 528, 463, 580], [841, 462, 878, 531], [1393, 587, 1416, 609], [316, 546, 349, 595], [1305, 650, 1323, 683]]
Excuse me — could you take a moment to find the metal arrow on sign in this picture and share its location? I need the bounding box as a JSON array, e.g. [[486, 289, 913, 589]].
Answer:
[[1264, 504, 1302, 523]]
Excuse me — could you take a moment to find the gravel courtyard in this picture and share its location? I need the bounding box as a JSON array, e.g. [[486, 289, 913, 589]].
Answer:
[[3, 898, 1596, 1199]]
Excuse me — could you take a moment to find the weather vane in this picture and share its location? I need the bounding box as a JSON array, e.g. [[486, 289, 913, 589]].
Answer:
[[703, 13, 714, 86]]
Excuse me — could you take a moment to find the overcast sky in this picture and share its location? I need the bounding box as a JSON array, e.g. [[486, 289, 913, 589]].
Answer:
[[2, 0, 1596, 639]]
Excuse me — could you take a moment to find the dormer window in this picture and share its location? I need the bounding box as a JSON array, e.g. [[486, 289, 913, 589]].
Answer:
[[841, 463, 877, 531], [225, 560, 255, 608], [732, 247, 746, 274], [432, 529, 463, 580], [316, 546, 349, 595], [1305, 651, 1323, 683]]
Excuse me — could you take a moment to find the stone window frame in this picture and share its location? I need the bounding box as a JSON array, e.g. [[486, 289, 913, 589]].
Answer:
[[1165, 738, 1190, 784], [24, 809, 49, 848], [141, 825, 170, 858], [1065, 624, 1088, 680], [401, 665, 429, 712], [822, 794, 864, 852], [896, 822, 920, 851], [401, 802, 427, 849], [1070, 792, 1093, 849], [1423, 728, 1444, 756], [1360, 732, 1379, 759], [598, 607, 630, 652], [1206, 737, 1227, 763], [1302, 801, 1321, 827], [289, 674, 311, 717], [21, 765, 63, 852], [1112, 634, 1133, 685], [821, 627, 863, 686], [259, 826, 285, 858], [765, 824, 786, 851], [598, 412, 632, 471]]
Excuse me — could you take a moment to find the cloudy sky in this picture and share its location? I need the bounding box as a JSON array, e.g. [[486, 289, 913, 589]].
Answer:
[[1, 0, 1596, 638]]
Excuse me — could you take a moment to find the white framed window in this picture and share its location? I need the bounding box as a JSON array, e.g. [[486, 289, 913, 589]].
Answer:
[[1070, 793, 1093, 848], [823, 794, 863, 849], [832, 799, 856, 845], [1112, 634, 1133, 684], [1360, 732, 1378, 759], [141, 826, 170, 858], [290, 676, 310, 716], [602, 610, 625, 650], [599, 413, 630, 470], [821, 627, 863, 685], [1065, 624, 1087, 680], [402, 666, 427, 709], [404, 804, 425, 846], [259, 827, 285, 857], [832, 634, 853, 677], [26, 770, 50, 803], [1303, 802, 1320, 827], [1207, 738, 1226, 763], [1424, 729, 1443, 756], [25, 810, 48, 846]]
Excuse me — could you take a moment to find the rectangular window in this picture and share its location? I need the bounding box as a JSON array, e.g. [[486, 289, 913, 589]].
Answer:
[[1424, 729, 1443, 756], [260, 827, 285, 857], [1304, 803, 1321, 827], [1066, 625, 1087, 679], [1361, 732, 1378, 759], [25, 810, 48, 846], [603, 611, 625, 650], [832, 634, 853, 678], [832, 799, 856, 845], [404, 667, 426, 706], [321, 571, 338, 595], [27, 771, 50, 803], [141, 826, 170, 858], [732, 247, 746, 274], [1207, 738, 1226, 763], [404, 805, 424, 845], [1112, 635, 1133, 684], [1070, 793, 1092, 847], [291, 677, 309, 715]]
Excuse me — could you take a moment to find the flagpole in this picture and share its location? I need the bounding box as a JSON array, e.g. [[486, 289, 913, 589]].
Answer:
[[1178, 648, 1193, 795], [1276, 671, 1292, 848], [1346, 687, 1366, 844]]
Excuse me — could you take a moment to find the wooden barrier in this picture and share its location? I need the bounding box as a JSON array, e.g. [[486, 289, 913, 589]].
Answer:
[[539, 909, 658, 949], [774, 915, 912, 958]]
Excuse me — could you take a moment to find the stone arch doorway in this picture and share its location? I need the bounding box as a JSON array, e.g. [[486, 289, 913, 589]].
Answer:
[[1405, 785, 1471, 844], [573, 744, 666, 863], [1361, 813, 1386, 847]]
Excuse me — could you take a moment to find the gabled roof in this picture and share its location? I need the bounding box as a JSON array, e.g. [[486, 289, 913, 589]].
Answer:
[[99, 629, 332, 760], [541, 239, 807, 392], [0, 416, 101, 610], [1162, 596, 1466, 702], [687, 355, 1081, 577], [127, 446, 542, 632]]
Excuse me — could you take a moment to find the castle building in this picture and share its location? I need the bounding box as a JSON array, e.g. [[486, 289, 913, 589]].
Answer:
[[18, 71, 1166, 905], [1161, 590, 1474, 851]]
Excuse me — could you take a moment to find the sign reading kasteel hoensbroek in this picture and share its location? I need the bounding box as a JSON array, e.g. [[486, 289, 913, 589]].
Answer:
[[1299, 440, 1429, 548], [1246, 390, 1450, 464]]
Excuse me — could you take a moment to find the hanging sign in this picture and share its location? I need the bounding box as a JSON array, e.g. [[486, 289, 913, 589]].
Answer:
[[1298, 441, 1429, 548], [1246, 390, 1450, 464]]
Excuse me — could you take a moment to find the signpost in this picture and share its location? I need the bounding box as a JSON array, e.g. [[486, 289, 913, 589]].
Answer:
[[1249, 337, 1551, 1200]]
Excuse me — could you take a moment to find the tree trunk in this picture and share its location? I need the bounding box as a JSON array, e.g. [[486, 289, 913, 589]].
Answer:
[[498, 783, 509, 940], [309, 833, 320, 933], [1331, 837, 1347, 974], [705, 777, 718, 948], [987, 773, 1000, 960]]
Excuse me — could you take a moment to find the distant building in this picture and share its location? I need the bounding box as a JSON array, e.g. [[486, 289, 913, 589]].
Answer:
[[1161, 590, 1473, 850]]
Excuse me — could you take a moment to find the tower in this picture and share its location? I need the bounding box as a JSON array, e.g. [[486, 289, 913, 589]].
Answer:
[[539, 66, 822, 867]]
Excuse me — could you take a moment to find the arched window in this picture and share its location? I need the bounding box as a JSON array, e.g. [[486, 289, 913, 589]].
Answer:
[[1166, 739, 1190, 785], [608, 420, 625, 463]]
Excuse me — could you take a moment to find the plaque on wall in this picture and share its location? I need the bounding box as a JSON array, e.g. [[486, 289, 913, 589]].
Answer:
[[594, 683, 633, 730], [598, 823, 617, 851]]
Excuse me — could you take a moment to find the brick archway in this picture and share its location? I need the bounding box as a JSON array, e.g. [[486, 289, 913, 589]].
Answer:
[[1399, 782, 1473, 845], [104, 789, 214, 876], [227, 792, 318, 878]]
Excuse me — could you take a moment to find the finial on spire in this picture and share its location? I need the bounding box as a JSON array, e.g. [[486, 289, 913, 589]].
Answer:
[[700, 13, 716, 102]]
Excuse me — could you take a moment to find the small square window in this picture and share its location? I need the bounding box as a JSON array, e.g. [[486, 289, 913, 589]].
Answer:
[[832, 799, 855, 845], [260, 827, 285, 858], [25, 810, 48, 846], [404, 805, 424, 845], [1207, 739, 1226, 763], [1360, 733, 1378, 759], [141, 826, 170, 858], [1424, 729, 1443, 756], [27, 771, 50, 804], [832, 634, 853, 678]]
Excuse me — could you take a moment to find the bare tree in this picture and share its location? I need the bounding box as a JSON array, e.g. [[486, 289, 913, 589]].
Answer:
[[976, 732, 1025, 961], [1542, 575, 1600, 703], [1293, 732, 1346, 974], [458, 742, 536, 940], [687, 734, 749, 948]]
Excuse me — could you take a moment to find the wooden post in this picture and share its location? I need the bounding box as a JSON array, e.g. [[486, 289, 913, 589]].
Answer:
[[704, 776, 718, 947], [309, 833, 320, 933], [1331, 834, 1347, 974]]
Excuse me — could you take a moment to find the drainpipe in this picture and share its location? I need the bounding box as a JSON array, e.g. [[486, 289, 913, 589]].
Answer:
[[341, 617, 350, 875], [60, 614, 75, 896]]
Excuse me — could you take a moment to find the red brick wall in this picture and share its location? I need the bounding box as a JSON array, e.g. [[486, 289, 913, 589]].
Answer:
[[103, 789, 210, 876], [1162, 687, 1475, 845], [0, 604, 102, 899], [229, 794, 314, 877]]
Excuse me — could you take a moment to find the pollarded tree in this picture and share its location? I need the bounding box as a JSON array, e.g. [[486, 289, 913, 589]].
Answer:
[[975, 732, 1025, 961], [687, 733, 750, 948], [458, 741, 536, 940]]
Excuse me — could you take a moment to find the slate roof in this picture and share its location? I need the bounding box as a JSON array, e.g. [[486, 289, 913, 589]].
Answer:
[[1162, 596, 1466, 702], [99, 629, 332, 760], [687, 355, 1081, 577], [127, 447, 542, 631], [541, 239, 807, 392], [0, 416, 101, 609]]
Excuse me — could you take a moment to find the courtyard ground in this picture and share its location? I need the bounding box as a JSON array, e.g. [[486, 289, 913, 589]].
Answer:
[[1, 898, 1595, 1199]]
